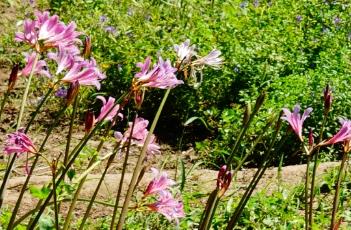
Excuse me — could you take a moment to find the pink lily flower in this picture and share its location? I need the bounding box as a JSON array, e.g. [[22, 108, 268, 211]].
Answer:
[[134, 57, 183, 89], [114, 117, 161, 156], [147, 190, 185, 223], [47, 46, 78, 74], [61, 62, 105, 89], [15, 11, 80, 51], [115, 117, 149, 143], [320, 119, 351, 146], [174, 39, 196, 63], [95, 96, 122, 123], [193, 49, 223, 69], [15, 19, 37, 45], [281, 104, 313, 142], [144, 168, 176, 197], [4, 130, 37, 157], [143, 134, 161, 156], [19, 52, 51, 78]]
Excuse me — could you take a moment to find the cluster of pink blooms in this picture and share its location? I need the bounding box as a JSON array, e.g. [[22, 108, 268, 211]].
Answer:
[[132, 57, 183, 107], [15, 11, 105, 89], [4, 129, 37, 157], [144, 168, 184, 223], [114, 117, 160, 156]]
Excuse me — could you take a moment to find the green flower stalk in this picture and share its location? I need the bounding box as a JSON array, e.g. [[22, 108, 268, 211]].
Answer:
[[27, 94, 129, 229], [110, 114, 137, 229], [116, 89, 171, 230], [330, 142, 349, 229], [309, 84, 332, 227], [0, 54, 39, 210], [7, 105, 68, 229]]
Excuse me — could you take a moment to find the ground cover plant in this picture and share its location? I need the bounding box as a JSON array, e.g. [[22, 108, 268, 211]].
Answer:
[[0, 0, 351, 230]]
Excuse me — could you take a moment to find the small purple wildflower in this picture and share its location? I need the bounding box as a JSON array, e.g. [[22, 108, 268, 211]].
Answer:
[[253, 0, 259, 7], [240, 1, 248, 8], [104, 26, 117, 35], [334, 17, 341, 25], [55, 87, 67, 98], [296, 15, 302, 23], [99, 15, 107, 23]]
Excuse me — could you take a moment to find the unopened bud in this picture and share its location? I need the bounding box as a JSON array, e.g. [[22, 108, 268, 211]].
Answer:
[[254, 91, 266, 111], [8, 64, 19, 91], [66, 81, 80, 105], [83, 36, 92, 59], [84, 110, 95, 134], [217, 165, 232, 197], [134, 89, 145, 109], [323, 84, 332, 113], [243, 103, 251, 125], [344, 140, 351, 153]]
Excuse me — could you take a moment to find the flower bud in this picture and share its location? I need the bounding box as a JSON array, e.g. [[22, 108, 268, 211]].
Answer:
[[66, 81, 80, 105], [217, 165, 232, 197], [83, 36, 92, 59], [323, 84, 332, 113], [134, 88, 145, 109], [344, 140, 351, 153], [84, 110, 95, 134], [243, 103, 251, 125], [8, 64, 19, 91], [254, 91, 266, 111]]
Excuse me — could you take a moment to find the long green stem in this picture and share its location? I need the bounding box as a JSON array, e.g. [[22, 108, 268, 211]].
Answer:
[[309, 114, 328, 227], [231, 117, 274, 176], [117, 89, 171, 230], [198, 189, 219, 230], [78, 147, 119, 229], [110, 115, 136, 229], [17, 54, 39, 130], [226, 92, 266, 166], [25, 85, 56, 133], [63, 107, 123, 230], [226, 118, 283, 229], [7, 106, 68, 229], [0, 90, 10, 122], [305, 153, 311, 230], [27, 100, 125, 229], [0, 155, 16, 208], [64, 95, 79, 166], [52, 164, 60, 230], [330, 151, 348, 230], [0, 54, 39, 211]]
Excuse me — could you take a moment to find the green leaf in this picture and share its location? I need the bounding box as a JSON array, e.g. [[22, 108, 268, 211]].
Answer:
[[184, 116, 210, 130], [29, 186, 51, 200], [39, 215, 54, 230], [67, 168, 76, 181]]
